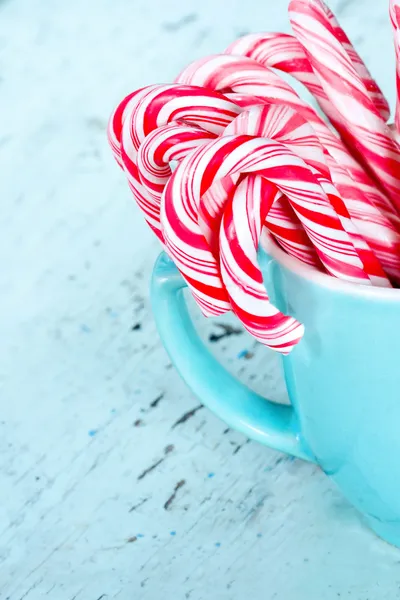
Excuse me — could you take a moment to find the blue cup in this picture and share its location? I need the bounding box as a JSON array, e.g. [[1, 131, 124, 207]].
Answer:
[[151, 233, 400, 547]]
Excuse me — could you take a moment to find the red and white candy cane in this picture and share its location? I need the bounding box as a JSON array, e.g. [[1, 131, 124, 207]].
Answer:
[[229, 93, 400, 283], [136, 121, 215, 202], [226, 24, 390, 123], [175, 53, 393, 216], [221, 100, 320, 268], [223, 104, 391, 288], [136, 111, 320, 271], [176, 54, 400, 280], [108, 88, 166, 240], [224, 32, 399, 220], [109, 84, 241, 243], [108, 89, 142, 168], [132, 85, 320, 269], [390, 0, 400, 134], [288, 0, 400, 212], [220, 175, 304, 353], [320, 0, 390, 120], [161, 134, 379, 350], [162, 134, 375, 303]]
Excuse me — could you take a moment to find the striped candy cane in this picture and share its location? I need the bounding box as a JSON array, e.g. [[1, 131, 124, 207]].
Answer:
[[320, 0, 390, 120], [131, 85, 323, 269], [226, 25, 390, 122], [223, 104, 391, 287], [224, 32, 398, 221], [288, 0, 400, 212], [161, 134, 374, 294], [390, 0, 400, 134], [136, 112, 320, 269], [137, 120, 239, 262], [109, 84, 242, 243], [219, 175, 304, 353], [161, 135, 379, 350], [176, 54, 400, 281]]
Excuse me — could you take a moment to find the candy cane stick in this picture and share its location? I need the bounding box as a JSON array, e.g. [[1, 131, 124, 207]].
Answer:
[[137, 116, 319, 268], [219, 175, 304, 353], [162, 134, 373, 296], [110, 84, 242, 243], [223, 104, 390, 287], [161, 135, 376, 349], [227, 93, 400, 283], [224, 33, 398, 220], [320, 0, 390, 121], [265, 198, 323, 266], [108, 87, 168, 241], [176, 56, 400, 280], [108, 90, 142, 168], [226, 24, 390, 122], [137, 122, 215, 201], [288, 0, 400, 212], [133, 87, 318, 267], [390, 0, 400, 134], [137, 120, 240, 260]]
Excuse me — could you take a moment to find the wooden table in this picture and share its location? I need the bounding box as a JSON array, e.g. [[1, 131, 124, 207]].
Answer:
[[2, 0, 400, 597]]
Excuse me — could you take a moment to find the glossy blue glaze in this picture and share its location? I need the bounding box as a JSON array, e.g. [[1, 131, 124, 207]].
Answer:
[[151, 238, 400, 547]]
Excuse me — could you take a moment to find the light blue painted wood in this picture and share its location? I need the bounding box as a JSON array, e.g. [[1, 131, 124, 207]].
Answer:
[[1, 0, 400, 598]]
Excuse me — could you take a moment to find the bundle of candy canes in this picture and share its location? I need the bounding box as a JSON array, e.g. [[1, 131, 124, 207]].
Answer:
[[109, 0, 400, 354]]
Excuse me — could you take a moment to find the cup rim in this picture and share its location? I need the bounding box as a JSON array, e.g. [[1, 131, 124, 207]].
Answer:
[[260, 231, 400, 300]]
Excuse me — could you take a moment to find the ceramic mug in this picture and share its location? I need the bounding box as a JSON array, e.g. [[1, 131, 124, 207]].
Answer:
[[151, 232, 400, 547]]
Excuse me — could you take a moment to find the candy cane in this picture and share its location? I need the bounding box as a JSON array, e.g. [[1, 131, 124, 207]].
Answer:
[[320, 0, 390, 121], [230, 92, 400, 282], [136, 115, 319, 269], [161, 134, 380, 350], [108, 87, 169, 241], [224, 32, 398, 221], [219, 175, 304, 353], [137, 120, 240, 262], [162, 134, 374, 295], [288, 0, 400, 212], [108, 90, 142, 168], [390, 0, 400, 134], [137, 121, 215, 201], [110, 84, 242, 242], [176, 55, 400, 280], [133, 88, 320, 268], [223, 104, 391, 287]]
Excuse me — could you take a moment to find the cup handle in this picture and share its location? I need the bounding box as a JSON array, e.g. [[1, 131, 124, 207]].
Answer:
[[151, 253, 315, 462]]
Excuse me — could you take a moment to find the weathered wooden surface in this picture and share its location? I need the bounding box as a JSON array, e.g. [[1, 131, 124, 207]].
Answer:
[[2, 0, 400, 598]]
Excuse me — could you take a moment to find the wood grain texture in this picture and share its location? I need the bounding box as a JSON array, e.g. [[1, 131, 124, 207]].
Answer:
[[1, 0, 400, 598]]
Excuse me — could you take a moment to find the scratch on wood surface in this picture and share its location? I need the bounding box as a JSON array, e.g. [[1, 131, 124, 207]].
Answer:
[[164, 479, 186, 510], [126, 536, 138, 543], [172, 405, 203, 428], [17, 577, 44, 600], [149, 393, 164, 408], [245, 493, 272, 521], [137, 445, 174, 480], [209, 323, 243, 343], [162, 13, 198, 31], [233, 439, 250, 455], [129, 497, 149, 512]]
